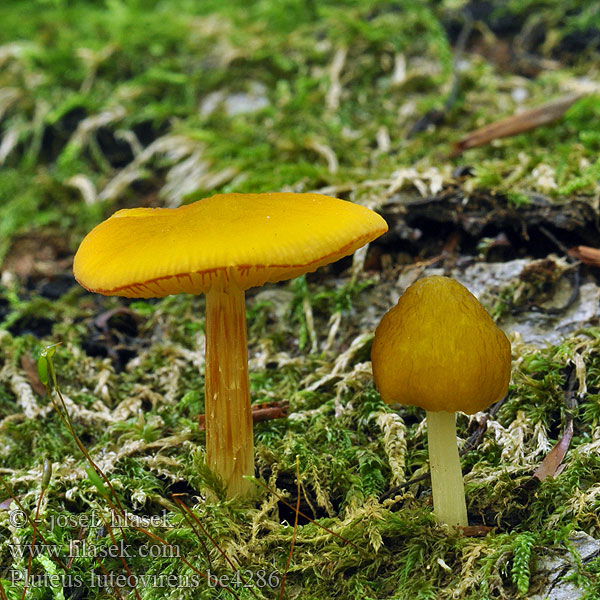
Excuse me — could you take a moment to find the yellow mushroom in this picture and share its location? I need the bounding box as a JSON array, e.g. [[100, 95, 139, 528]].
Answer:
[[371, 275, 511, 527], [74, 192, 388, 498]]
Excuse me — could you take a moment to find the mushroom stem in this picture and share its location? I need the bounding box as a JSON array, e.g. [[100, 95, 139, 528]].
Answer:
[[205, 282, 253, 498], [426, 410, 468, 528]]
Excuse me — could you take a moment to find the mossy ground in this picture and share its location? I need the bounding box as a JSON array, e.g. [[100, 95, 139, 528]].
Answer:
[[1, 1, 600, 598]]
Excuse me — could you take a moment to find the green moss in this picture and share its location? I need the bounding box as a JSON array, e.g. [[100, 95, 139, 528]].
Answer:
[[3, 309, 599, 597], [1, 1, 600, 597]]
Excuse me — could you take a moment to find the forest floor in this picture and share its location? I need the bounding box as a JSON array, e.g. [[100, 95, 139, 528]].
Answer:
[[1, 1, 600, 598]]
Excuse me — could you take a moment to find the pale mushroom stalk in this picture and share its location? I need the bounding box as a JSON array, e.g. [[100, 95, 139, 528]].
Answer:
[[204, 281, 253, 498], [426, 410, 468, 528], [371, 276, 511, 528]]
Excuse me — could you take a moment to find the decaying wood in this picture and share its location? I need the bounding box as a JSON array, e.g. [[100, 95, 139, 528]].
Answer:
[[459, 524, 494, 537], [381, 187, 599, 243], [451, 93, 584, 157]]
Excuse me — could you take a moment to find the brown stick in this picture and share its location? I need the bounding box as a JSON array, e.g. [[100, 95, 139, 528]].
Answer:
[[568, 245, 600, 267], [199, 401, 288, 431]]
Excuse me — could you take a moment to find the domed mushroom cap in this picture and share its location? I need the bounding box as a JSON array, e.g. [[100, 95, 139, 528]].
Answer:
[[74, 192, 388, 298], [371, 275, 511, 414]]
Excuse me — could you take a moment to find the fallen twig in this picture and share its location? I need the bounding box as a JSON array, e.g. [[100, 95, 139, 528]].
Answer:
[[568, 245, 600, 267], [198, 401, 288, 431]]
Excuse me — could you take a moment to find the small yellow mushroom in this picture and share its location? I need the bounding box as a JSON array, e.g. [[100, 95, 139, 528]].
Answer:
[[371, 275, 511, 527]]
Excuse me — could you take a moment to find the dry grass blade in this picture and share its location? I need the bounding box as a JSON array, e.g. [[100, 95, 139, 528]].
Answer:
[[91, 554, 125, 600], [451, 93, 584, 156], [38, 347, 144, 597], [279, 458, 301, 599], [252, 479, 364, 553], [19, 354, 46, 396], [41, 347, 127, 517], [171, 496, 214, 570], [533, 419, 574, 481], [101, 518, 142, 600], [21, 457, 51, 600], [35, 347, 245, 599], [134, 528, 243, 600], [0, 474, 68, 570], [171, 495, 261, 600]]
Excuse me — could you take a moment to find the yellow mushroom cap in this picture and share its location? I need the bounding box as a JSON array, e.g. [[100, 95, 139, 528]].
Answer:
[[73, 192, 388, 298], [371, 275, 511, 414]]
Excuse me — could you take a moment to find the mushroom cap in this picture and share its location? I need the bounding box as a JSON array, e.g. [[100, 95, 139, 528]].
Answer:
[[371, 275, 511, 414], [73, 192, 388, 298]]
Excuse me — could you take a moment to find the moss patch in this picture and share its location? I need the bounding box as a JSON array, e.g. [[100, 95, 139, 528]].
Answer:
[[1, 1, 600, 598]]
